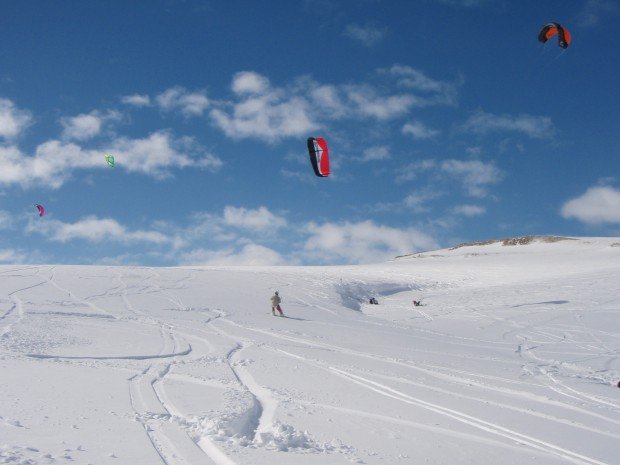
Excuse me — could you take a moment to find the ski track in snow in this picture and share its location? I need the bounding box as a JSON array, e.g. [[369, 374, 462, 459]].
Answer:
[[1, 268, 46, 330], [264, 340, 620, 463], [212, 308, 619, 462], [328, 368, 609, 465], [213, 328, 278, 446], [46, 266, 118, 320], [121, 272, 231, 465], [1, 240, 619, 465]]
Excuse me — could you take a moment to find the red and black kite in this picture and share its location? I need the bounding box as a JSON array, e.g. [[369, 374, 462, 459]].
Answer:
[[538, 22, 571, 49], [307, 137, 330, 177]]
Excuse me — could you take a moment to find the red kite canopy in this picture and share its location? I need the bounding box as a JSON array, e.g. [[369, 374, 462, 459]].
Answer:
[[538, 22, 571, 49], [307, 137, 330, 177]]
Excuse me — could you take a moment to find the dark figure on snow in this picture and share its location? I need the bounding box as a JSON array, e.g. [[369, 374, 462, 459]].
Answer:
[[271, 291, 284, 316], [369, 297, 379, 305]]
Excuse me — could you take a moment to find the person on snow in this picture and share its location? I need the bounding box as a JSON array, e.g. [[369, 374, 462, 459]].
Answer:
[[271, 291, 284, 316], [369, 297, 378, 305]]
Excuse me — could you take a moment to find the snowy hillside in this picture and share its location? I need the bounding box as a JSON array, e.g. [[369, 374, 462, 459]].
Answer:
[[1, 237, 619, 465]]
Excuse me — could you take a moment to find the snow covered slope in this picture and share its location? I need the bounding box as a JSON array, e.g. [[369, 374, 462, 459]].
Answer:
[[1, 237, 619, 465]]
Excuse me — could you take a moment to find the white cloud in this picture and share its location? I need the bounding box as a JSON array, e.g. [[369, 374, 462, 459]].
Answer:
[[387, 65, 450, 93], [440, 159, 502, 197], [578, 0, 618, 28], [309, 84, 348, 118], [110, 131, 222, 178], [61, 110, 120, 141], [183, 206, 289, 247], [302, 220, 438, 264], [210, 67, 457, 141], [156, 86, 209, 117], [0, 98, 32, 139], [28, 215, 173, 244], [222, 206, 287, 231], [395, 159, 437, 183], [561, 186, 620, 225], [361, 145, 390, 162], [211, 96, 315, 141], [121, 94, 151, 107], [453, 204, 486, 216], [404, 190, 442, 212], [383, 65, 458, 106], [139, 207, 443, 265], [62, 113, 101, 140], [395, 158, 501, 198], [343, 84, 419, 120], [462, 110, 554, 139], [231, 71, 271, 95], [210, 73, 317, 141], [0, 142, 91, 189], [402, 120, 440, 139], [180, 243, 287, 266], [344, 24, 387, 47], [0, 248, 28, 264], [310, 76, 447, 120], [0, 131, 222, 189]]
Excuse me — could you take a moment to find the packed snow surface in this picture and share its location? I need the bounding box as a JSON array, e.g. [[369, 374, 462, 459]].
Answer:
[[1, 237, 619, 465]]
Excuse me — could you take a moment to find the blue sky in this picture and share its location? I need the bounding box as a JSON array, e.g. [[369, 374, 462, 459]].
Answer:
[[1, 0, 619, 266]]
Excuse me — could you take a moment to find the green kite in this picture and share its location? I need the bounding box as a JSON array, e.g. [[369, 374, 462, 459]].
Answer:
[[104, 154, 115, 168]]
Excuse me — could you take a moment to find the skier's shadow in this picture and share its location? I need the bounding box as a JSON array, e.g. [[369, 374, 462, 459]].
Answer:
[[279, 315, 308, 321], [511, 300, 569, 308]]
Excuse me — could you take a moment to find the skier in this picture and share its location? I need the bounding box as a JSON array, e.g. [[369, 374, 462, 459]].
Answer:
[[271, 291, 284, 316]]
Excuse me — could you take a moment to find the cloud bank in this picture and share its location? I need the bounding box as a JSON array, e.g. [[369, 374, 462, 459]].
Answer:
[[561, 186, 620, 225]]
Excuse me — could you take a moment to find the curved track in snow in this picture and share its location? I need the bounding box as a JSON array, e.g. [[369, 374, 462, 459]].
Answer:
[[1, 240, 619, 465]]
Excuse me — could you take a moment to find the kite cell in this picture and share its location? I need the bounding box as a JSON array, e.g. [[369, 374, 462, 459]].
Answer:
[[104, 154, 115, 167], [538, 22, 571, 49], [307, 137, 330, 177], [35, 204, 45, 217]]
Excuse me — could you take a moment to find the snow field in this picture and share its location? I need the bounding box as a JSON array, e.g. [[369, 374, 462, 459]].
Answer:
[[1, 237, 619, 464]]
